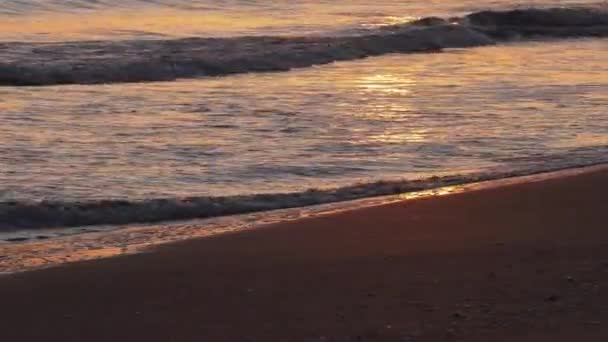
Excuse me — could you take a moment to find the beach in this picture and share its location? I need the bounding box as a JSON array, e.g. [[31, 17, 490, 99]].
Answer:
[[1, 167, 607, 341], [1, 1, 608, 341]]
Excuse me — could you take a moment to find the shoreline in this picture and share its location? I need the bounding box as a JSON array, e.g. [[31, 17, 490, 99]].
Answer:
[[1, 162, 608, 340], [2, 163, 608, 275], [5, 158, 608, 232]]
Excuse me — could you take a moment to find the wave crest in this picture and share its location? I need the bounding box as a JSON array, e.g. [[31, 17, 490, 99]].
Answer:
[[3, 159, 607, 231], [0, 7, 606, 86], [0, 175, 469, 230], [466, 7, 608, 27]]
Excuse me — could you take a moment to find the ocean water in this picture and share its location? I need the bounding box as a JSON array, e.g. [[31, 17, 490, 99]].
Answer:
[[1, 0, 603, 41], [1, 0, 608, 231]]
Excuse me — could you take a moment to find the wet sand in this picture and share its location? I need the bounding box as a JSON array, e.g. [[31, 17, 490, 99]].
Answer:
[[1, 168, 608, 341]]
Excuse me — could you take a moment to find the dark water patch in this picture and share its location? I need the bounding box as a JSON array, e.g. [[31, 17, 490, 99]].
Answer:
[[466, 7, 608, 27], [5, 237, 29, 242], [466, 7, 608, 39]]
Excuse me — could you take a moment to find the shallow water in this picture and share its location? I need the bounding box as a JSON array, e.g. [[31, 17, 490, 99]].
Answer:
[[2, 39, 608, 204]]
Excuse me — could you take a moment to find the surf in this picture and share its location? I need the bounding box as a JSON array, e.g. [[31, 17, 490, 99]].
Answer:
[[0, 7, 607, 86]]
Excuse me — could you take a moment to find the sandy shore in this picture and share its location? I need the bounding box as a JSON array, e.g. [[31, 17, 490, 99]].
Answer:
[[1, 168, 608, 341]]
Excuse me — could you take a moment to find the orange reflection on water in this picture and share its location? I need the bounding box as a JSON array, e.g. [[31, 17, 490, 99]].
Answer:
[[357, 73, 414, 96], [0, 9, 297, 40], [398, 185, 463, 200], [0, 6, 413, 42], [549, 133, 608, 149]]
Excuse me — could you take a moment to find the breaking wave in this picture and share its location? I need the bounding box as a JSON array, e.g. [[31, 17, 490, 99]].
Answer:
[[0, 174, 481, 230], [0, 6, 607, 86], [2, 159, 607, 231]]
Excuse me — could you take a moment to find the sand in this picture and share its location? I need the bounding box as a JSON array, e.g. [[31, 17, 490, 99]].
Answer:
[[1, 168, 608, 341]]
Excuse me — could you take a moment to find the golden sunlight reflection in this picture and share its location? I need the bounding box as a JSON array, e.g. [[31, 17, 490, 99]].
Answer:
[[348, 71, 418, 123], [398, 185, 462, 200], [349, 69, 428, 145], [368, 128, 432, 144], [357, 73, 415, 96], [361, 15, 417, 28]]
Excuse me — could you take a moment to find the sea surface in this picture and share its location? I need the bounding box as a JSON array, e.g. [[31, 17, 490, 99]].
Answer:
[[2, 0, 604, 41], [1, 0, 608, 232]]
